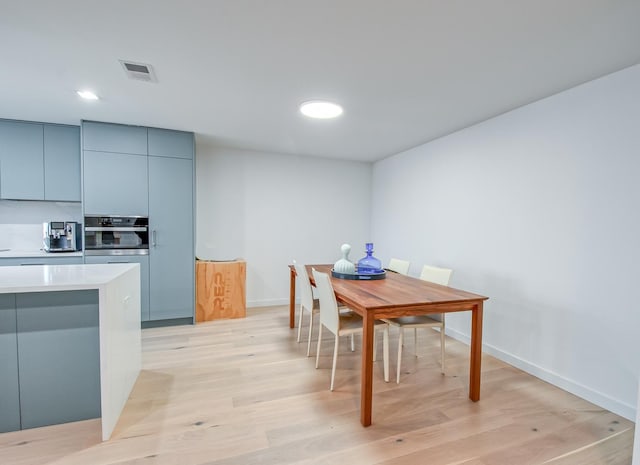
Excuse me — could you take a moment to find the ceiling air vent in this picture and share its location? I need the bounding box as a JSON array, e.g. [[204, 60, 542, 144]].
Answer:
[[119, 60, 157, 82]]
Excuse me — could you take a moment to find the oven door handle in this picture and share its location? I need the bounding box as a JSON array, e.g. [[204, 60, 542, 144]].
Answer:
[[84, 227, 148, 232]]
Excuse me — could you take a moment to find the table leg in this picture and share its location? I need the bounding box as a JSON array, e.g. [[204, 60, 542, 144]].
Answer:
[[469, 301, 484, 401], [360, 311, 375, 426], [289, 267, 296, 329]]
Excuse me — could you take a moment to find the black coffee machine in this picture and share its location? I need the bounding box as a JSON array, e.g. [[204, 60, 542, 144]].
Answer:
[[43, 221, 82, 252]]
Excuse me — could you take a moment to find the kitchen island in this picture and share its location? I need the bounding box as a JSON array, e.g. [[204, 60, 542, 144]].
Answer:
[[0, 263, 141, 440]]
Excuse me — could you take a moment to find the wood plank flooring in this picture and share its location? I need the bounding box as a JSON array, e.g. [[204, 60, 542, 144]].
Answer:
[[0, 305, 634, 464]]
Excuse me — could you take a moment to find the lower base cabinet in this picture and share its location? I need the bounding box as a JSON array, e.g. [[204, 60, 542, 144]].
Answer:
[[0, 290, 100, 432], [84, 255, 150, 321], [0, 294, 20, 433]]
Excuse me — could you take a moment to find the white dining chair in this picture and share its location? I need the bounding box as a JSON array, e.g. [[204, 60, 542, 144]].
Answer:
[[312, 268, 389, 390], [384, 264, 453, 383], [387, 258, 410, 275], [293, 262, 320, 357]]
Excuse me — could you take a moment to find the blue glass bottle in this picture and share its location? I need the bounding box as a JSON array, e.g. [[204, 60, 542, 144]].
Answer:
[[357, 243, 383, 274]]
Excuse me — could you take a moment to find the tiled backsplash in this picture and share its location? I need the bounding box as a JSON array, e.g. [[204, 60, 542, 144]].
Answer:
[[0, 200, 82, 251]]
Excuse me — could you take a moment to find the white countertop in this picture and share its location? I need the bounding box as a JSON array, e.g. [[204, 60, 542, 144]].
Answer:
[[0, 263, 138, 293], [0, 249, 83, 258]]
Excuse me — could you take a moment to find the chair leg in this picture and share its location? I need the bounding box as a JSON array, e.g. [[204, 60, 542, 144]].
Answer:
[[383, 326, 389, 382], [414, 327, 418, 357], [297, 305, 304, 342], [350, 333, 355, 352], [306, 312, 314, 357], [397, 327, 404, 384], [440, 321, 445, 374], [373, 330, 377, 362], [315, 324, 323, 369], [330, 335, 339, 391]]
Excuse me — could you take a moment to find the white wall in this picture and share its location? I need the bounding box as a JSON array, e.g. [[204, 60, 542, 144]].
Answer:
[[371, 65, 640, 420], [195, 145, 372, 307]]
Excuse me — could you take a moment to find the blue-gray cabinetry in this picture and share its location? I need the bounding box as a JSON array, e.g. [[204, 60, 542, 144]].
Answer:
[[0, 120, 44, 200], [0, 120, 81, 201], [149, 155, 194, 320], [44, 125, 81, 201], [16, 290, 100, 429], [148, 128, 194, 159], [83, 150, 149, 215], [0, 294, 20, 433], [84, 255, 150, 321], [82, 121, 147, 155], [0, 290, 100, 432], [81, 121, 194, 323]]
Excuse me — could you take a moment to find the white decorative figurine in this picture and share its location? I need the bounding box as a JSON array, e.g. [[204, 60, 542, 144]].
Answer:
[[334, 243, 356, 274]]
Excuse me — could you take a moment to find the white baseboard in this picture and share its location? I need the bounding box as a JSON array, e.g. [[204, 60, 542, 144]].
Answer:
[[445, 327, 636, 421], [247, 298, 290, 308]]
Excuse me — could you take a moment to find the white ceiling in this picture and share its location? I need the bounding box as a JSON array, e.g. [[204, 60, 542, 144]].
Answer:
[[1, 1, 639, 162]]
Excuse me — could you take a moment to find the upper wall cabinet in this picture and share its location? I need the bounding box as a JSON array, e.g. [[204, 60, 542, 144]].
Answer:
[[44, 125, 81, 202], [83, 121, 147, 155], [0, 121, 44, 200], [148, 128, 194, 159], [0, 120, 81, 202], [83, 151, 149, 216]]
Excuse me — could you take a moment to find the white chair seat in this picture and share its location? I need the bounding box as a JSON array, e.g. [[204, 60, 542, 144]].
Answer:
[[386, 264, 453, 383], [312, 268, 389, 390], [294, 262, 321, 357]]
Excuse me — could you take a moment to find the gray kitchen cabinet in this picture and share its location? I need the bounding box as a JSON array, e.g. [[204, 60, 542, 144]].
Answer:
[[44, 124, 81, 201], [149, 155, 194, 320], [0, 256, 83, 266], [16, 290, 100, 429], [148, 128, 194, 159], [0, 294, 20, 433], [81, 121, 195, 323], [83, 150, 149, 215], [84, 255, 150, 321], [0, 120, 44, 200], [83, 121, 147, 155]]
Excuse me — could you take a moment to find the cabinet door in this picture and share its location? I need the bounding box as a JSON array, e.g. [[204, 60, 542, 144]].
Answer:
[[44, 125, 81, 201], [0, 294, 20, 433], [84, 255, 150, 321], [149, 156, 194, 320], [16, 290, 100, 429], [0, 120, 44, 200], [83, 150, 148, 215], [82, 121, 147, 155], [148, 128, 194, 159]]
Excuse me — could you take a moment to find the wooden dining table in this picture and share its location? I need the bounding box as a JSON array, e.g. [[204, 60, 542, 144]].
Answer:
[[289, 264, 489, 426]]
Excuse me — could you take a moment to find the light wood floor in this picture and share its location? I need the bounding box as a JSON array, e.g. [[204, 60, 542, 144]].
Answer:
[[0, 305, 634, 465]]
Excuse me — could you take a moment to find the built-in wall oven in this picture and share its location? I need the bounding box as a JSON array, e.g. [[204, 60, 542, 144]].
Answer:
[[84, 216, 149, 255]]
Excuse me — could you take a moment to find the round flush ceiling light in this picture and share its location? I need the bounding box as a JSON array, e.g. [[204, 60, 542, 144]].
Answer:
[[77, 90, 99, 100], [299, 100, 343, 119]]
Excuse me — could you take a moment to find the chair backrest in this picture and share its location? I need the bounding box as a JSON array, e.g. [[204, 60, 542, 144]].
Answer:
[[311, 268, 340, 335], [419, 264, 453, 286], [294, 262, 315, 312], [387, 258, 410, 275]]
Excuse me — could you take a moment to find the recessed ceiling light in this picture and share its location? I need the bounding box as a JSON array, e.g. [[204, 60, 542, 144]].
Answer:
[[300, 100, 343, 119], [77, 90, 99, 100]]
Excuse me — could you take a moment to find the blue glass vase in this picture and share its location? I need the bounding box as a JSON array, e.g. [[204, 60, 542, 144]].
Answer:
[[357, 243, 383, 274]]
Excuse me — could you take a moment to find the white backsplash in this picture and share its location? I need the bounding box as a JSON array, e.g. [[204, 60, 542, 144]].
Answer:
[[0, 200, 82, 251]]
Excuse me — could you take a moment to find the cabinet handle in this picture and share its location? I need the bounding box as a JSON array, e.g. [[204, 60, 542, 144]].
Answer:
[[152, 230, 157, 248]]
